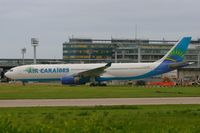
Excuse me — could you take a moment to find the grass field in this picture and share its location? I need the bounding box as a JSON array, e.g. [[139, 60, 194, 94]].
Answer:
[[0, 105, 200, 133], [0, 83, 200, 99]]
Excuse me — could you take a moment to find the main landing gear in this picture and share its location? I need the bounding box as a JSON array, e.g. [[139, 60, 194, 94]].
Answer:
[[89, 82, 107, 87]]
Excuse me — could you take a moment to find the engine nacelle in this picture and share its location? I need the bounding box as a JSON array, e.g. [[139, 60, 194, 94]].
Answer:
[[61, 76, 76, 85], [61, 76, 89, 85]]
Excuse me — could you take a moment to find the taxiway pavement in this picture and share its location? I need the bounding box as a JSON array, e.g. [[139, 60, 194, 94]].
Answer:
[[0, 97, 200, 107]]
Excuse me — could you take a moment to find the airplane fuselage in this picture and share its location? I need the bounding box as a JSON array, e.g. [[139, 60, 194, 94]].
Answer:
[[5, 62, 160, 82]]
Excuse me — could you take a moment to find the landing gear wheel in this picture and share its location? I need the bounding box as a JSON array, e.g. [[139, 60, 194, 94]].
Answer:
[[102, 83, 107, 86], [22, 81, 26, 86], [90, 83, 107, 87], [90, 83, 96, 86]]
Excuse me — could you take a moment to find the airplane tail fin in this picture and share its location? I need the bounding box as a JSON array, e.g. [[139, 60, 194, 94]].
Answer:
[[157, 37, 192, 63]]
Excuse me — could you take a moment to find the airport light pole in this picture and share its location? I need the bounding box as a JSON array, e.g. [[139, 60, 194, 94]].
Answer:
[[21, 48, 26, 65], [31, 38, 39, 64]]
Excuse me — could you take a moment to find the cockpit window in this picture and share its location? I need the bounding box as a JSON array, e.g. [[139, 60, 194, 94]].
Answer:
[[9, 69, 13, 72]]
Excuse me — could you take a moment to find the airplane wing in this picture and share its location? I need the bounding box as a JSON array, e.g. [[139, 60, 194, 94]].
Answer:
[[75, 62, 112, 77]]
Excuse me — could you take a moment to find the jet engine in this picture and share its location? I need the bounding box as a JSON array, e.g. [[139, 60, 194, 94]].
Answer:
[[61, 76, 89, 85]]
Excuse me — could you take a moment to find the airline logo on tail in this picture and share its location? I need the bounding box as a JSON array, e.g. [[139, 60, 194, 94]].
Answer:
[[161, 37, 192, 63], [165, 49, 184, 62]]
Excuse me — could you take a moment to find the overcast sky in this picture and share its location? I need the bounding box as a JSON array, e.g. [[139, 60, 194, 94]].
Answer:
[[0, 0, 199, 59]]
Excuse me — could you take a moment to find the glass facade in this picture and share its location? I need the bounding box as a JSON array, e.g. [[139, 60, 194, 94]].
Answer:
[[63, 39, 114, 63]]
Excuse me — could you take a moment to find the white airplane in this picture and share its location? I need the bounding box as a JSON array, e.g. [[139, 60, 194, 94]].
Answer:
[[5, 37, 192, 86]]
